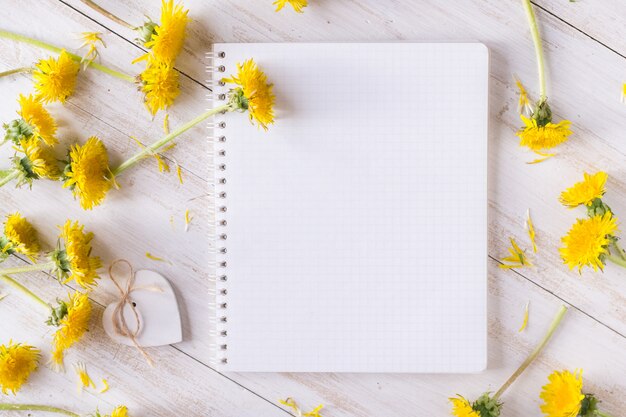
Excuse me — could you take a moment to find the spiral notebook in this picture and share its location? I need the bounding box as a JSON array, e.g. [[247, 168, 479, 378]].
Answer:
[[209, 43, 489, 372]]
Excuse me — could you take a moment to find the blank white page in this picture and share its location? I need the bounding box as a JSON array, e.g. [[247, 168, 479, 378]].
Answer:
[[212, 43, 488, 372]]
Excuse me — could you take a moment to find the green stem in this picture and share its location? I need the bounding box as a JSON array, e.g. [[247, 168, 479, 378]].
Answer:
[[0, 29, 135, 83], [79, 0, 135, 29], [594, 410, 615, 417], [0, 260, 55, 275], [0, 275, 51, 311], [521, 0, 547, 99], [0, 66, 32, 78], [0, 403, 80, 417], [606, 252, 626, 268], [493, 305, 568, 399], [0, 170, 19, 187], [112, 103, 235, 176]]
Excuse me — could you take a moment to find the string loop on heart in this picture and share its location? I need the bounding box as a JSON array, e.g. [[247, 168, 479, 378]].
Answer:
[[108, 259, 163, 367]]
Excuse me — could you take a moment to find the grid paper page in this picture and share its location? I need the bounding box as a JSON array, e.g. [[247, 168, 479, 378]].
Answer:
[[212, 43, 488, 372]]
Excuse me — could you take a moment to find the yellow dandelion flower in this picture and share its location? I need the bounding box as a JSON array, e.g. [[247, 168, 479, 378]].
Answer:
[[74, 362, 96, 391], [500, 237, 533, 269], [560, 213, 618, 273], [274, 0, 308, 13], [33, 50, 80, 104], [63, 136, 114, 210], [51, 292, 92, 370], [0, 341, 40, 395], [17, 94, 58, 146], [79, 32, 105, 67], [140, 59, 180, 116], [517, 115, 572, 153], [2, 212, 40, 261], [223, 59, 276, 130], [559, 172, 608, 208], [540, 370, 585, 417], [111, 405, 129, 417], [19, 138, 61, 180], [141, 0, 189, 65], [54, 220, 101, 289], [449, 396, 480, 417]]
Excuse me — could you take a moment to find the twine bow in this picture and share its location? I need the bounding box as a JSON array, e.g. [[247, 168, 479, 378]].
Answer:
[[108, 259, 162, 367]]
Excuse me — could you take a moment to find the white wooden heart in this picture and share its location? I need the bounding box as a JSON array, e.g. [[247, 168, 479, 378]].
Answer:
[[102, 269, 182, 347]]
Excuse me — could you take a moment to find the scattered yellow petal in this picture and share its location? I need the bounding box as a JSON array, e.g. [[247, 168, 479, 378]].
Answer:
[[78, 32, 105, 68], [99, 378, 109, 393], [514, 76, 533, 116], [176, 163, 184, 184], [131, 136, 171, 173], [622, 83, 626, 103], [519, 301, 530, 332], [274, 0, 308, 13], [0, 293, 6, 302], [163, 113, 170, 134], [527, 152, 555, 164], [525, 209, 537, 253], [145, 252, 171, 264], [74, 362, 96, 392], [184, 209, 192, 232], [279, 398, 323, 417], [499, 237, 533, 269]]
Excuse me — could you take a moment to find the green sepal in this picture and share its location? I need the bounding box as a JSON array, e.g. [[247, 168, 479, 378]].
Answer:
[[45, 298, 69, 327], [3, 119, 33, 145], [12, 155, 39, 188], [0, 235, 13, 261], [579, 393, 599, 417], [134, 18, 158, 46], [472, 393, 502, 417], [229, 88, 249, 111], [50, 247, 71, 283], [531, 98, 553, 127], [587, 198, 612, 218]]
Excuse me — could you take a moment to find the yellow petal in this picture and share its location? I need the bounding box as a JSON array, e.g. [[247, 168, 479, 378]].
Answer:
[[525, 209, 537, 253], [519, 301, 529, 332]]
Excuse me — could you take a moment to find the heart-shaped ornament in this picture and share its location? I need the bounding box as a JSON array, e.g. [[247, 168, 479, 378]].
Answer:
[[102, 269, 182, 347]]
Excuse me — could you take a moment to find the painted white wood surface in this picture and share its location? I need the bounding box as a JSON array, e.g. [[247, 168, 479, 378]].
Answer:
[[0, 0, 624, 416]]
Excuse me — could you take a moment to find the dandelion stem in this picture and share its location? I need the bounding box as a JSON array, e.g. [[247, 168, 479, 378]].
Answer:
[[113, 103, 235, 176], [0, 29, 135, 83], [0, 403, 80, 417], [0, 260, 56, 275], [594, 410, 615, 417], [606, 252, 626, 268], [493, 305, 568, 400], [0, 170, 19, 187], [521, 0, 547, 99], [0, 275, 50, 311], [0, 66, 32, 78], [79, 0, 135, 29]]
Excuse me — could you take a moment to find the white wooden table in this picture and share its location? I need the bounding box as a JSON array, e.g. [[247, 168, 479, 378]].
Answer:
[[0, 1, 625, 416]]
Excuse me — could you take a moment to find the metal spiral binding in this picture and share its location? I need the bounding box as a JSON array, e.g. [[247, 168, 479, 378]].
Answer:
[[207, 49, 229, 367]]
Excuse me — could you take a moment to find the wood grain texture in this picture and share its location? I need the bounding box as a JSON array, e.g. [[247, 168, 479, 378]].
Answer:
[[0, 0, 623, 416]]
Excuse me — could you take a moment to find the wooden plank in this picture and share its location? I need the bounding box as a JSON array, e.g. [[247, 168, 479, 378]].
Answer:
[[535, 0, 626, 58], [0, 0, 622, 415], [0, 258, 288, 416]]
